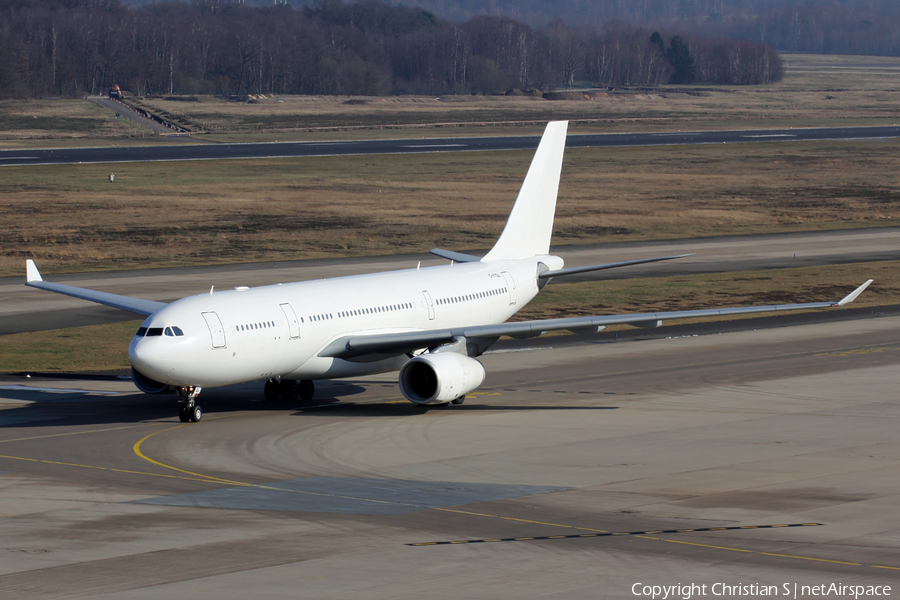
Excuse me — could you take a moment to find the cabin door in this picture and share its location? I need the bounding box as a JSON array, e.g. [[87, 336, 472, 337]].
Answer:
[[500, 271, 517, 306], [280, 303, 301, 339], [422, 291, 435, 320], [201, 311, 227, 348]]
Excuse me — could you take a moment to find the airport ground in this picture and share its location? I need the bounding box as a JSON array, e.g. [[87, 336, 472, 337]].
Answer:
[[1, 311, 900, 598], [2, 231, 900, 598]]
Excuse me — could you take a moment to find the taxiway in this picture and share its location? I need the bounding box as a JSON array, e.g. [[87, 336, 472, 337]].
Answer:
[[2, 125, 900, 166]]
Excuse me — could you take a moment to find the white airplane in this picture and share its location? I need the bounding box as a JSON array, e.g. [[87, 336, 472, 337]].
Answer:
[[25, 121, 872, 423]]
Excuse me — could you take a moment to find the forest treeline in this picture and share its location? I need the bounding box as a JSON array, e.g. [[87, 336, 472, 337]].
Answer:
[[389, 0, 900, 57], [0, 0, 782, 99]]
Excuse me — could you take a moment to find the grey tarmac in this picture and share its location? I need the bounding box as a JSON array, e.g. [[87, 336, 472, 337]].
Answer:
[[1, 315, 899, 598], [2, 124, 900, 166]]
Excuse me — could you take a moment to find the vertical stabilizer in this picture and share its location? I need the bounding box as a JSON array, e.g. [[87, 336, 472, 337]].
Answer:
[[481, 121, 568, 261]]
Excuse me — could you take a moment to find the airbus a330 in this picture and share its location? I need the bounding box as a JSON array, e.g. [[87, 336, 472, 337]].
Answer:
[[25, 121, 872, 422]]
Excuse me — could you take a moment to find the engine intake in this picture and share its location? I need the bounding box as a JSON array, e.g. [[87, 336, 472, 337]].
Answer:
[[131, 367, 171, 394], [399, 352, 485, 405]]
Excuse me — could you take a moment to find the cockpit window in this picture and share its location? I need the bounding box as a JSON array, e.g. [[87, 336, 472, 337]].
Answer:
[[172, 326, 184, 336], [136, 327, 148, 337], [164, 327, 174, 336], [146, 327, 164, 337]]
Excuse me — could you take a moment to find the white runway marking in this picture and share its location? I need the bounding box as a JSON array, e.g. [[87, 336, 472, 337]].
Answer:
[[484, 347, 551, 354], [0, 385, 127, 396], [402, 143, 467, 148]]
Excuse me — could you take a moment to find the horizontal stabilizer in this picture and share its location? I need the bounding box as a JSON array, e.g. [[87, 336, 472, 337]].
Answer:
[[24, 260, 166, 316], [539, 254, 692, 279], [430, 248, 481, 263]]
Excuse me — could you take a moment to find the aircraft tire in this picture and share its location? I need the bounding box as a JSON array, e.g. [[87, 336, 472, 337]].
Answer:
[[178, 406, 189, 422], [190, 405, 202, 423], [299, 380, 315, 401], [264, 380, 281, 402], [280, 380, 300, 402], [451, 395, 465, 405]]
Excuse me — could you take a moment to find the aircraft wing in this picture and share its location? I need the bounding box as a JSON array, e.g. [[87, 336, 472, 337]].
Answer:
[[25, 260, 166, 317], [319, 280, 873, 360]]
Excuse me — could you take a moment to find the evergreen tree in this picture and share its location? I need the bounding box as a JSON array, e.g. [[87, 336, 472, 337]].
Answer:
[[666, 35, 695, 84]]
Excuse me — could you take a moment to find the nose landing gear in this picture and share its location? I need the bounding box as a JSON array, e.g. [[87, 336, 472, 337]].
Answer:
[[177, 386, 203, 422]]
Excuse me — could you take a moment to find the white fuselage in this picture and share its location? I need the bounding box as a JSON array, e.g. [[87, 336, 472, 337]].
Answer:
[[128, 256, 563, 388]]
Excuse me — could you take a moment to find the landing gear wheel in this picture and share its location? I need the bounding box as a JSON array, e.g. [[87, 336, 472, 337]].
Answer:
[[280, 379, 300, 402], [451, 395, 465, 405], [176, 386, 203, 422], [298, 380, 315, 402], [264, 379, 281, 402]]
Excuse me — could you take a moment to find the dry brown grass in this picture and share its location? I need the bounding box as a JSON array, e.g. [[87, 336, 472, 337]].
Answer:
[[3, 139, 899, 277], [0, 320, 138, 373], [517, 261, 897, 322], [0, 99, 144, 144]]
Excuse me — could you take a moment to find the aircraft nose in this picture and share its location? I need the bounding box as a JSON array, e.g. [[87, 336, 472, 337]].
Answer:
[[129, 337, 172, 382]]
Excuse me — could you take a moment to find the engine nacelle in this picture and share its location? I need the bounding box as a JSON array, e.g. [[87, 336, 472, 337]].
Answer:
[[131, 367, 171, 394], [399, 352, 485, 405]]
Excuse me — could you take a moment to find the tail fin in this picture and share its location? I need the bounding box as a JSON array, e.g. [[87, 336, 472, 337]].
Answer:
[[482, 121, 568, 261]]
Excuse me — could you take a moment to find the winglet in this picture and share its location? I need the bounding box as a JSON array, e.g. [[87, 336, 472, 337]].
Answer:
[[26, 260, 42, 283], [836, 279, 873, 306]]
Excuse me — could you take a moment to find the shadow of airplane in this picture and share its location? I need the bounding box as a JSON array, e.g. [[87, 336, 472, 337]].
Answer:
[[0, 373, 616, 429]]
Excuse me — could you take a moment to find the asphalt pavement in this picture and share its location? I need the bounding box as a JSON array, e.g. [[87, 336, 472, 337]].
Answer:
[[2, 125, 900, 166]]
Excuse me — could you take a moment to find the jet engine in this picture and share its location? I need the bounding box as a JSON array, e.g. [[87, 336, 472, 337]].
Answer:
[[399, 352, 485, 405], [131, 367, 171, 394]]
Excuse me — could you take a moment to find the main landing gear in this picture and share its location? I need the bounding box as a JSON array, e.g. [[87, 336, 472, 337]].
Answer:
[[264, 379, 315, 403], [177, 386, 203, 423]]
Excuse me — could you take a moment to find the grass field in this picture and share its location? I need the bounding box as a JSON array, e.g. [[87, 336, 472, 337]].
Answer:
[[3, 139, 899, 277], [0, 98, 144, 144]]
